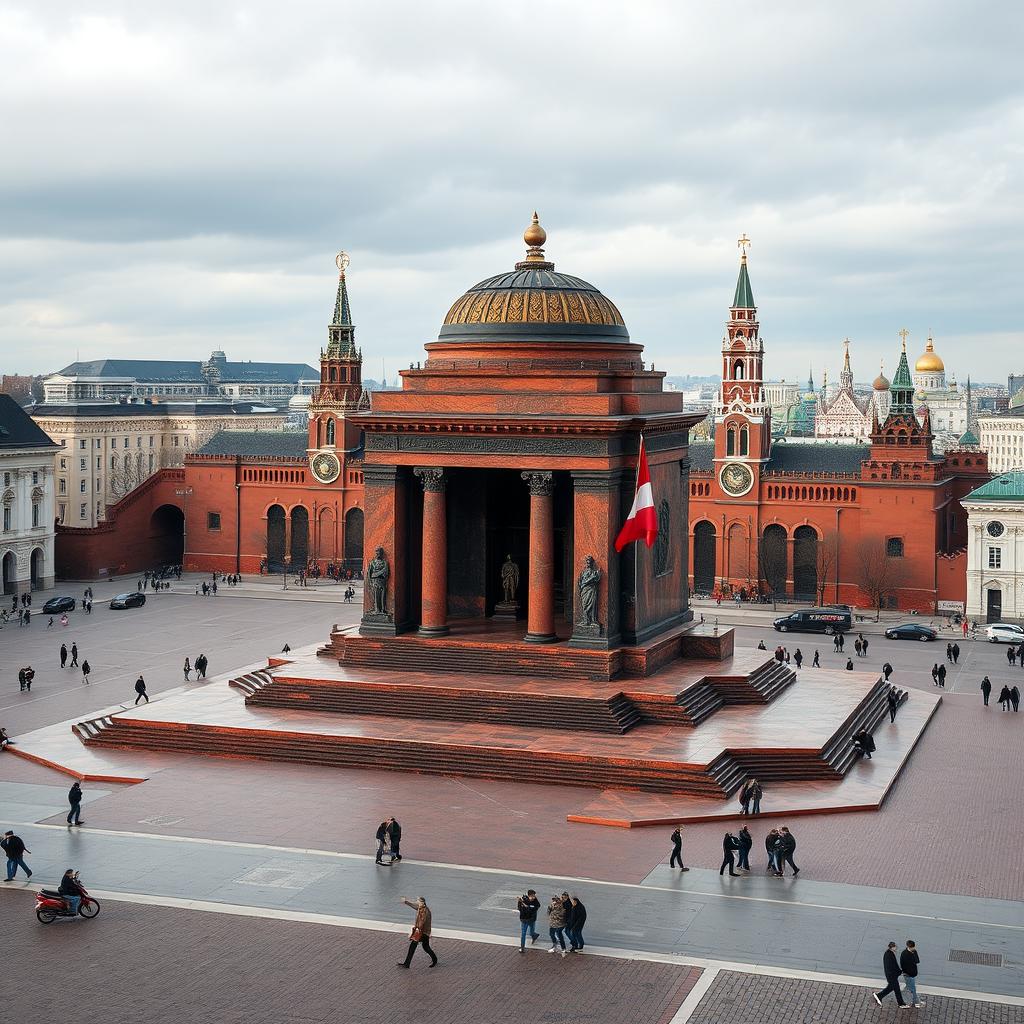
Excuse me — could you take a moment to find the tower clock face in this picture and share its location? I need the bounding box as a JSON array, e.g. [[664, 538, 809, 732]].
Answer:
[[720, 462, 754, 496], [310, 450, 341, 484], [987, 521, 1005, 538]]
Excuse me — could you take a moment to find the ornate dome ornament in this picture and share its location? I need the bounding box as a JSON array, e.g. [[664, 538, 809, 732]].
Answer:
[[439, 213, 628, 344], [915, 333, 945, 373], [873, 360, 890, 391]]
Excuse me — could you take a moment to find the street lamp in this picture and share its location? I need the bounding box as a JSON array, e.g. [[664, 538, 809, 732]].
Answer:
[[175, 487, 193, 568]]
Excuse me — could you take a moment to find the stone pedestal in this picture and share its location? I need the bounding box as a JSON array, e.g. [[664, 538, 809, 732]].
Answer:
[[491, 600, 521, 622]]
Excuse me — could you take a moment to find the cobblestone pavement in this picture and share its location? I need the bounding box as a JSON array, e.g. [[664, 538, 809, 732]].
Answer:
[[688, 970, 1024, 1024], [4, 898, 699, 1024]]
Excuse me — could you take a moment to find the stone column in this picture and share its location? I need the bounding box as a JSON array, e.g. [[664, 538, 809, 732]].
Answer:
[[521, 470, 556, 643], [414, 467, 448, 637]]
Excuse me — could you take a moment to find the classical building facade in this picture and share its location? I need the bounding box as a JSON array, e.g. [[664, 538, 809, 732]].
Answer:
[[978, 406, 1024, 474], [43, 352, 319, 407], [32, 401, 285, 527], [962, 471, 1024, 623], [0, 394, 59, 594], [688, 252, 990, 613], [180, 255, 366, 574], [910, 334, 970, 444]]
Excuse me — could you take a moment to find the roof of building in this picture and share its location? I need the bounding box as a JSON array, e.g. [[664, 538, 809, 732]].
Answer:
[[0, 393, 60, 450], [49, 357, 318, 384], [689, 440, 870, 476], [31, 401, 283, 419], [915, 335, 945, 373], [733, 255, 755, 309], [964, 471, 1024, 501], [195, 431, 311, 458]]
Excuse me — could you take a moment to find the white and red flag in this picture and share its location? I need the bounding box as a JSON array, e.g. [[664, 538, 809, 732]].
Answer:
[[614, 434, 658, 551]]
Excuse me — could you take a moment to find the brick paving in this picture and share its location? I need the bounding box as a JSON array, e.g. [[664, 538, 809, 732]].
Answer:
[[688, 970, 1024, 1024], [3, 896, 698, 1024]]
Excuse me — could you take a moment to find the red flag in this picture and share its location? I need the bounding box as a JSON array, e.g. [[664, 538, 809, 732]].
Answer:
[[615, 435, 658, 551]]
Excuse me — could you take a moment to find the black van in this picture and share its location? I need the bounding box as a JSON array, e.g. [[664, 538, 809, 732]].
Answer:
[[772, 608, 852, 634]]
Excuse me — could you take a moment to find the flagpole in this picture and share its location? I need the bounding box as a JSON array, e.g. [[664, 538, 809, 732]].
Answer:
[[632, 431, 642, 641]]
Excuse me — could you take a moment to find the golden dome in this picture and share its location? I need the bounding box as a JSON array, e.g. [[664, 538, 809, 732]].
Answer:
[[873, 366, 890, 390], [915, 335, 945, 373], [523, 211, 547, 249]]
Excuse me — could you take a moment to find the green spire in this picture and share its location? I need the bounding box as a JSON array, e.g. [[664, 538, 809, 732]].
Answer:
[[333, 271, 352, 327], [732, 254, 755, 309], [889, 338, 914, 414], [327, 252, 357, 358]]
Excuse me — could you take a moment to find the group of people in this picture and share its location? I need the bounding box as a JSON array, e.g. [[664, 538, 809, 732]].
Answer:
[[1003, 642, 1024, 667], [182, 654, 210, 681], [517, 890, 587, 957], [375, 817, 403, 865], [761, 640, 822, 668], [875, 940, 925, 1008], [980, 677, 1021, 711], [669, 823, 799, 877], [59, 643, 92, 684]]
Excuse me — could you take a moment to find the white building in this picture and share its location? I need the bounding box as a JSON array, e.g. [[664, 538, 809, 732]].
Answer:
[[814, 340, 888, 441], [978, 407, 1024, 474], [1, 394, 59, 595], [962, 470, 1024, 624], [911, 334, 970, 440]]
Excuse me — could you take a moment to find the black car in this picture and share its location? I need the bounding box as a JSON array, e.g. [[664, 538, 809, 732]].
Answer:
[[884, 623, 937, 642], [42, 596, 76, 614], [109, 592, 146, 610]]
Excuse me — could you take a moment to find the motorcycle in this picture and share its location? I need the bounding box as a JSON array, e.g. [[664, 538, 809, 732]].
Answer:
[[35, 875, 101, 924]]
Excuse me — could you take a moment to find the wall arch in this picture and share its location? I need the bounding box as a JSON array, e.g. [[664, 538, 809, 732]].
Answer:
[[693, 521, 716, 594]]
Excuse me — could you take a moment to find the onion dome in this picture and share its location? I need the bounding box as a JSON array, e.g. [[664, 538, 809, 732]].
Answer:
[[873, 361, 890, 391], [440, 214, 628, 345], [915, 335, 944, 372]]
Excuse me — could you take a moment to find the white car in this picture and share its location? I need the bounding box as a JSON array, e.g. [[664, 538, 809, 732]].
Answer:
[[985, 623, 1024, 644]]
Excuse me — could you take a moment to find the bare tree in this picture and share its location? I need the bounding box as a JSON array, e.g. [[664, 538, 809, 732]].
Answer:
[[852, 538, 908, 620], [816, 529, 840, 606], [757, 529, 787, 611]]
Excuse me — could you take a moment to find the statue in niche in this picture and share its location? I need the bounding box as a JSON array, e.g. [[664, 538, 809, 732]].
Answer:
[[501, 554, 520, 603], [366, 547, 390, 615], [577, 555, 602, 627]]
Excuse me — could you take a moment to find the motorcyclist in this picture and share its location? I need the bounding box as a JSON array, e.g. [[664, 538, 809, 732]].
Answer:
[[58, 869, 85, 915]]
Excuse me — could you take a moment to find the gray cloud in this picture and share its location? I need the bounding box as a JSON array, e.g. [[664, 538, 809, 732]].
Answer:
[[1, 1, 1021, 385]]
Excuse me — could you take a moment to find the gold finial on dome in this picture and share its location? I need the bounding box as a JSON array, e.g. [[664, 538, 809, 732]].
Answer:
[[523, 211, 547, 262], [737, 233, 751, 262], [898, 327, 909, 351], [915, 332, 945, 373]]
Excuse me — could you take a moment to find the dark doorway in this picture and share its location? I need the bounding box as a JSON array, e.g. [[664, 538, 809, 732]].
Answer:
[[760, 524, 788, 599], [266, 505, 286, 570], [30, 547, 44, 590], [693, 521, 716, 594], [290, 506, 309, 568], [344, 507, 364, 569], [792, 526, 818, 601], [484, 470, 533, 616], [986, 588, 1002, 623], [2, 550, 16, 595], [150, 504, 184, 565]]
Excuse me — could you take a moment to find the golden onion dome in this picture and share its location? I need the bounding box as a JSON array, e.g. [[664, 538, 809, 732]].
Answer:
[[915, 335, 945, 372], [440, 214, 628, 344], [873, 363, 890, 390]]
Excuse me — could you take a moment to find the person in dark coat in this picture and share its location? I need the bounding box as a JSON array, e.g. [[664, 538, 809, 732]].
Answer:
[[18, 668, 26, 691], [70, 643, 78, 667], [67, 781, 84, 826], [2, 830, 32, 880], [766, 829, 782, 875], [1009, 645, 1017, 667], [854, 638, 863, 658], [998, 685, 1012, 711], [669, 827, 689, 870], [517, 890, 540, 951], [945, 642, 953, 663], [720, 832, 740, 876], [812, 650, 820, 667], [853, 729, 876, 759], [882, 662, 893, 681], [778, 827, 799, 875], [375, 820, 393, 864], [793, 649, 803, 669], [931, 664, 939, 685], [886, 687, 899, 723], [937, 664, 946, 687], [60, 643, 68, 669], [845, 658, 854, 671], [980, 676, 992, 706], [134, 676, 149, 704], [196, 654, 208, 679], [873, 941, 906, 1006], [951, 642, 960, 664], [567, 895, 587, 951], [737, 826, 753, 871], [81, 660, 91, 684], [862, 636, 870, 657], [1011, 686, 1021, 713], [900, 941, 923, 1008], [22, 667, 34, 692], [388, 818, 403, 861]]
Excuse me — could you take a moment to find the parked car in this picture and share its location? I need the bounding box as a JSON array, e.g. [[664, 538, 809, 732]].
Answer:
[[884, 623, 937, 642], [984, 622, 1024, 644], [42, 596, 76, 614], [109, 592, 146, 610], [773, 608, 852, 635]]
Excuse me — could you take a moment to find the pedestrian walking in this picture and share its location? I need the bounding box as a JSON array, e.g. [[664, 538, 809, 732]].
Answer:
[[737, 825, 753, 871], [546, 893, 568, 956], [945, 643, 953, 663], [887, 687, 899, 723], [183, 657, 191, 681], [812, 649, 820, 667], [882, 662, 893, 682], [854, 638, 863, 657], [873, 941, 906, 1007], [833, 634, 841, 653], [777, 826, 799, 875], [980, 676, 992, 706], [196, 654, 208, 679], [567, 895, 587, 952], [1012, 685, 1021, 712], [396, 896, 438, 968], [67, 781, 84, 826], [720, 831, 740, 876], [951, 642, 959, 663], [18, 667, 26, 692], [931, 663, 939, 686], [46, 616, 54, 629], [838, 632, 845, 652], [998, 685, 1012, 711], [81, 660, 91, 684], [937, 663, 946, 688], [1, 830, 32, 881], [22, 666, 34, 692], [793, 649, 803, 669], [853, 728, 875, 758], [1008, 646, 1016, 668], [70, 643, 78, 667], [669, 827, 689, 870], [60, 643, 68, 669], [375, 819, 393, 865], [862, 636, 869, 656], [134, 675, 149, 704], [517, 890, 540, 951], [900, 941, 924, 1007], [388, 817, 403, 861]]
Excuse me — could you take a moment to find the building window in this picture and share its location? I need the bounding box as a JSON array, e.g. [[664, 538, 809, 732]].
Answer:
[[80, 503, 87, 520], [96, 456, 101, 470], [124, 438, 129, 448], [2, 507, 10, 532], [727, 426, 736, 456], [32, 502, 40, 528], [149, 453, 155, 472], [989, 547, 1002, 569], [207, 511, 222, 531], [59, 478, 66, 494], [32, 471, 38, 484], [886, 537, 904, 558], [740, 425, 749, 457], [111, 456, 117, 470], [96, 479, 101, 491], [137, 436, 142, 447], [80, 458, 86, 471], [173, 436, 179, 447], [60, 458, 66, 470], [95, 439, 101, 449], [58, 504, 65, 524], [326, 419, 336, 446], [80, 480, 86, 493], [96, 502, 102, 519], [149, 436, 154, 447], [79, 440, 86, 449]]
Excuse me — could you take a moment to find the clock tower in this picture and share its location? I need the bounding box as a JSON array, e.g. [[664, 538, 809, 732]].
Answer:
[[712, 237, 770, 498], [307, 252, 364, 485]]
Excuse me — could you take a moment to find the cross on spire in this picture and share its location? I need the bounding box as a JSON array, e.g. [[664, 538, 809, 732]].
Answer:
[[898, 327, 910, 350], [737, 233, 751, 257]]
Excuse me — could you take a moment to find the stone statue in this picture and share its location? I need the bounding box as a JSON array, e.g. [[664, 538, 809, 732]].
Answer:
[[366, 546, 390, 615], [500, 555, 520, 603], [577, 555, 601, 627]]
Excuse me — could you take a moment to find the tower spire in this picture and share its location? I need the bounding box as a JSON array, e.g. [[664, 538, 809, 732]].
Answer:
[[328, 251, 356, 358], [732, 235, 755, 309], [839, 338, 853, 391], [889, 329, 915, 414]]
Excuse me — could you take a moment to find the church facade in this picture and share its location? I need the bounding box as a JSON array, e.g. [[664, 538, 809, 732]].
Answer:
[[687, 249, 989, 613]]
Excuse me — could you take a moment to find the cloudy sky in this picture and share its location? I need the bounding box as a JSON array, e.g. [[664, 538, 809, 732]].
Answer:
[[2, 1, 1021, 386]]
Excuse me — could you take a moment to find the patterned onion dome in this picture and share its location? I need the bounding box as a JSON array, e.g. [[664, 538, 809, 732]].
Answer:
[[873, 369, 890, 390], [915, 335, 944, 372], [439, 214, 628, 344]]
